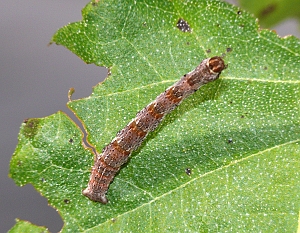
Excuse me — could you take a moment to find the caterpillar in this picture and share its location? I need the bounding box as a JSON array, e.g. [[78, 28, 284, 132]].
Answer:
[[83, 56, 226, 204]]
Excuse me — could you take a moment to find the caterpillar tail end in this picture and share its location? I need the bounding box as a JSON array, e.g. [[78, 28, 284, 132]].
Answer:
[[82, 187, 108, 204]]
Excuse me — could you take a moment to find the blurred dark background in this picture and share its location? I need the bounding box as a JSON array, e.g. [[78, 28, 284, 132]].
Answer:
[[1, 0, 299, 232]]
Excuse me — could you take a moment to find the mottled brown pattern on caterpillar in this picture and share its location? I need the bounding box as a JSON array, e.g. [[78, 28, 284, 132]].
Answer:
[[82, 56, 226, 204]]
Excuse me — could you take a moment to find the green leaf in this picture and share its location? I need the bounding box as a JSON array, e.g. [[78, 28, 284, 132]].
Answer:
[[10, 0, 300, 232], [237, 0, 300, 28], [8, 219, 48, 233]]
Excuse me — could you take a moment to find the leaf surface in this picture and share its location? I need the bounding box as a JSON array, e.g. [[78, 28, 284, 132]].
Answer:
[[10, 0, 300, 232], [8, 219, 48, 233]]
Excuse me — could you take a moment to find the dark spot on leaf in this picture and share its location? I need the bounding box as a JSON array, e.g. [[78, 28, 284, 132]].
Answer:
[[227, 138, 233, 143], [239, 24, 245, 28], [92, 0, 100, 6], [206, 49, 211, 53], [241, 112, 248, 119], [186, 42, 190, 45], [176, 18, 191, 32], [23, 118, 40, 138], [111, 218, 116, 223], [17, 161, 22, 166], [64, 199, 70, 204], [260, 4, 276, 18], [185, 168, 192, 176], [226, 47, 232, 53], [69, 138, 73, 143], [264, 66, 268, 70], [41, 178, 46, 182], [229, 100, 233, 104], [237, 10, 242, 15], [142, 22, 147, 27]]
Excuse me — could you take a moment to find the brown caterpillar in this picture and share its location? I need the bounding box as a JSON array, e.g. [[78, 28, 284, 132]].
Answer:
[[83, 56, 226, 204]]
